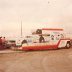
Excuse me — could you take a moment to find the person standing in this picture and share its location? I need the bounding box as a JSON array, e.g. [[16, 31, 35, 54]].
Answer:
[[2, 37, 6, 43], [39, 35, 45, 43], [2, 37, 7, 47], [0, 37, 3, 49], [0, 37, 2, 45]]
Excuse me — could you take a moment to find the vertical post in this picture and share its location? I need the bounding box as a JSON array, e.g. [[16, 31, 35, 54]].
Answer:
[[21, 20, 22, 38]]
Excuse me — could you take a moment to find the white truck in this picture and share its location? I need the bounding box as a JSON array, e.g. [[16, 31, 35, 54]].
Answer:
[[21, 28, 71, 50]]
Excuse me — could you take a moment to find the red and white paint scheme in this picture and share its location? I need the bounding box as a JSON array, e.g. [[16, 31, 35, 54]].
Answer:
[[21, 28, 71, 50]]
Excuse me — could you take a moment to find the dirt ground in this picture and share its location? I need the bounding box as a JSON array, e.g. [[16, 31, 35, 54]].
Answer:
[[0, 48, 72, 72]]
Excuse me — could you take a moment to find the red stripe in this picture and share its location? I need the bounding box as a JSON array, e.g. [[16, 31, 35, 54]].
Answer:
[[60, 38, 71, 40], [22, 38, 71, 51], [22, 44, 58, 50], [42, 28, 63, 31]]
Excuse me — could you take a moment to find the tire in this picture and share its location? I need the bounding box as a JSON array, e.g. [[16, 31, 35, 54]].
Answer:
[[66, 42, 71, 48], [36, 29, 42, 34], [21, 40, 27, 44]]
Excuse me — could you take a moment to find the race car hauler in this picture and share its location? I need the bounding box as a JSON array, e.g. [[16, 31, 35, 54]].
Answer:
[[21, 28, 71, 50]]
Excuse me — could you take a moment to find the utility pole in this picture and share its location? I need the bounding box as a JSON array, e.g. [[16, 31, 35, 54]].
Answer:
[[21, 20, 22, 38]]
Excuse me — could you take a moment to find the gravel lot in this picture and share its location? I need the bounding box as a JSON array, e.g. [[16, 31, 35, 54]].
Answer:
[[0, 48, 72, 72]]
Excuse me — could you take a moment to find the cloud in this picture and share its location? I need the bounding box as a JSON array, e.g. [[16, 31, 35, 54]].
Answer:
[[0, 0, 72, 37]]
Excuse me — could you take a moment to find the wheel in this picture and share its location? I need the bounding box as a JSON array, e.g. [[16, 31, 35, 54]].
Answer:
[[36, 29, 42, 34], [21, 40, 27, 44], [66, 42, 71, 48]]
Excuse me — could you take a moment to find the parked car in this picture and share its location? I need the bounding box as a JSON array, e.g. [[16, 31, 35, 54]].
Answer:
[[5, 40, 16, 48]]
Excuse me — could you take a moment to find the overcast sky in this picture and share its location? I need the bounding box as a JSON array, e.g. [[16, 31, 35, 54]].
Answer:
[[0, 0, 72, 38]]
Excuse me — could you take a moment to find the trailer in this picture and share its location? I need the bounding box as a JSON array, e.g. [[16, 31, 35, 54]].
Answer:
[[21, 28, 71, 50]]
